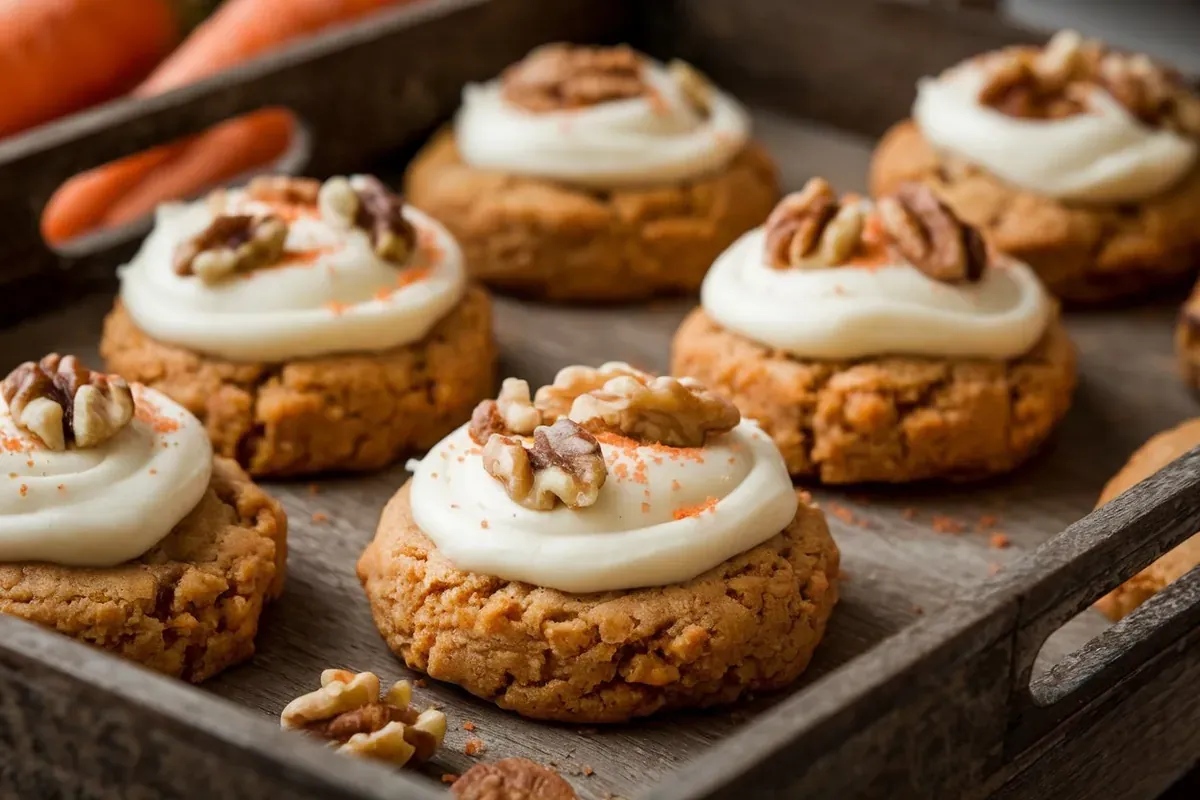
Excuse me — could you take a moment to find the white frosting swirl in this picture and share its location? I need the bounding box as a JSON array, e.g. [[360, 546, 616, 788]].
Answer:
[[0, 385, 212, 566], [408, 420, 798, 593], [119, 185, 466, 362], [701, 225, 1053, 360], [455, 60, 750, 187], [914, 63, 1197, 203]]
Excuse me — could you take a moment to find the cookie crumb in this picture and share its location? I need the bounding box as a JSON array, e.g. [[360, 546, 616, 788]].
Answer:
[[583, 765, 595, 776], [307, 483, 320, 495], [901, 507, 919, 521], [988, 562, 1003, 576], [912, 604, 924, 615], [977, 513, 1000, 531], [464, 737, 486, 756], [826, 502, 872, 529], [311, 512, 329, 524], [441, 774, 459, 784], [462, 721, 476, 732], [414, 678, 427, 688], [989, 532, 1011, 549], [480, 519, 490, 529], [931, 515, 965, 534]]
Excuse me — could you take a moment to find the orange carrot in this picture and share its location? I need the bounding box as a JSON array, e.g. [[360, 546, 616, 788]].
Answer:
[[101, 109, 295, 227], [0, 0, 179, 139], [43, 0, 412, 243]]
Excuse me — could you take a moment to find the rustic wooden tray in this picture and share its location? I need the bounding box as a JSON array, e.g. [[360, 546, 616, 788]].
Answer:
[[2, 2, 1200, 799]]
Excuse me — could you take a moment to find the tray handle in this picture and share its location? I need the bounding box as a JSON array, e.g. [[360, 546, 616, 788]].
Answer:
[[1003, 445, 1200, 755]]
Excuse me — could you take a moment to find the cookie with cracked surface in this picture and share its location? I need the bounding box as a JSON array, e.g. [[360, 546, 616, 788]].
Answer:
[[99, 286, 496, 478], [671, 307, 1077, 484], [1178, 283, 1200, 392], [0, 457, 286, 682], [357, 484, 839, 723], [870, 120, 1200, 305], [404, 130, 779, 302], [1094, 419, 1200, 621]]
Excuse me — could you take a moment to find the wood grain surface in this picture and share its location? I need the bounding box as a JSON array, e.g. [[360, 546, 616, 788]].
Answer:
[[1, 111, 1198, 799]]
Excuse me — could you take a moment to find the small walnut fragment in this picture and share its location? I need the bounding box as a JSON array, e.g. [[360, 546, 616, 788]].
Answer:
[[246, 175, 321, 207], [482, 419, 607, 511], [763, 178, 865, 269], [318, 176, 417, 265], [452, 758, 579, 800], [1, 354, 134, 451], [280, 670, 446, 767], [533, 362, 653, 422], [668, 58, 715, 116], [570, 373, 740, 448], [978, 30, 1200, 134], [502, 43, 647, 112], [877, 183, 989, 283], [468, 379, 543, 445], [173, 213, 288, 283]]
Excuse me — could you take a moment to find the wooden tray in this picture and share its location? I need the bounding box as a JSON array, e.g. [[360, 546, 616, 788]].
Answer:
[[2, 2, 1200, 798]]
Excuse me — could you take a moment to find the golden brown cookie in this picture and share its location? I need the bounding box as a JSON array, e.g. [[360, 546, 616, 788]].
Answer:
[[671, 308, 1077, 484], [870, 120, 1200, 305], [1094, 419, 1200, 621], [0, 457, 286, 682], [404, 130, 780, 302], [100, 286, 497, 478], [357, 484, 839, 723], [1178, 283, 1200, 392]]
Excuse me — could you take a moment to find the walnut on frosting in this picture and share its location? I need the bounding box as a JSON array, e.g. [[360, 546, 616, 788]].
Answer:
[[877, 182, 989, 284], [1, 354, 134, 451], [173, 212, 288, 284], [317, 176, 417, 265], [668, 58, 715, 117], [246, 175, 322, 207], [533, 362, 654, 422], [568, 372, 740, 448], [468, 378, 541, 445], [482, 419, 607, 511], [978, 30, 1200, 134], [281, 670, 446, 767], [764, 178, 866, 269], [501, 43, 648, 112]]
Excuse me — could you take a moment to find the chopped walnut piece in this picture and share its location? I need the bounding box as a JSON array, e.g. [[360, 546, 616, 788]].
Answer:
[[569, 373, 740, 448], [318, 176, 417, 265], [452, 758, 579, 800], [173, 213, 288, 283], [533, 362, 653, 422], [668, 58, 714, 116], [482, 419, 607, 511], [468, 379, 544, 445], [502, 43, 647, 112], [280, 670, 446, 767], [246, 175, 321, 206], [763, 178, 866, 269], [877, 183, 989, 284], [978, 30, 1200, 134], [1, 354, 134, 451]]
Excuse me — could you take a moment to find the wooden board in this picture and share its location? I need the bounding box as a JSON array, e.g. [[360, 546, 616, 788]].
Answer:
[[2, 110, 1199, 799]]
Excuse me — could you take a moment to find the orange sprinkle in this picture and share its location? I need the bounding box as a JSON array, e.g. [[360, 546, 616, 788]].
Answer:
[[311, 512, 329, 524], [18, 484, 27, 497], [932, 515, 965, 535], [481, 520, 490, 530], [671, 479, 682, 491], [25, 459, 33, 467], [1, 436, 24, 452], [56, 484, 65, 492], [990, 532, 1011, 549], [276, 247, 329, 266], [148, 468, 157, 476], [977, 513, 1001, 531], [135, 398, 180, 434], [613, 463, 630, 480], [641, 502, 651, 513], [324, 301, 349, 315], [462, 721, 476, 732], [673, 497, 719, 520]]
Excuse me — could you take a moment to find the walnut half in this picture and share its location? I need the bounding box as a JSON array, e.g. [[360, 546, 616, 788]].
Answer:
[[764, 178, 866, 269], [1, 355, 134, 451], [280, 670, 446, 767], [482, 419, 607, 511], [877, 183, 989, 283], [569, 373, 740, 448], [469, 378, 542, 445], [173, 212, 288, 284], [317, 176, 417, 265], [501, 43, 647, 112]]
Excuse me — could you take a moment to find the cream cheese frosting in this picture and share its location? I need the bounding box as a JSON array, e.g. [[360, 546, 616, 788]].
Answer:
[[914, 63, 1197, 203], [0, 384, 212, 566], [701, 222, 1054, 360], [407, 419, 798, 594], [455, 60, 750, 188], [118, 183, 466, 362]]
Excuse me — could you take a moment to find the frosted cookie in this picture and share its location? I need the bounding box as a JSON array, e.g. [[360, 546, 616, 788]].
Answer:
[[1094, 419, 1200, 621], [671, 178, 1077, 484], [405, 44, 779, 301], [358, 364, 839, 723], [870, 30, 1200, 304], [100, 175, 496, 477], [0, 354, 286, 682]]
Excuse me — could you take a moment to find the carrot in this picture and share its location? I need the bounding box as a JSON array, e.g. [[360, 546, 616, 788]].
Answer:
[[43, 0, 412, 243], [101, 109, 295, 227], [0, 0, 179, 139]]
